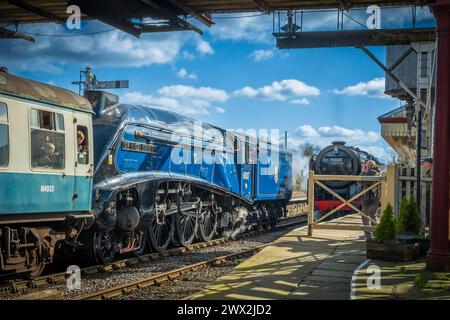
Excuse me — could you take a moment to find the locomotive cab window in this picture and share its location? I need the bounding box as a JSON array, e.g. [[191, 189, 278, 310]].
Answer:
[[0, 102, 9, 167], [29, 108, 65, 170], [77, 126, 89, 165]]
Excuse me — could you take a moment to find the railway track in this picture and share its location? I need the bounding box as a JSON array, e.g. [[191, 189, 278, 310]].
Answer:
[[78, 244, 268, 300], [0, 213, 307, 297]]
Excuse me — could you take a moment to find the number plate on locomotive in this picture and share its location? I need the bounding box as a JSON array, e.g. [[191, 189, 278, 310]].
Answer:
[[122, 140, 156, 154]]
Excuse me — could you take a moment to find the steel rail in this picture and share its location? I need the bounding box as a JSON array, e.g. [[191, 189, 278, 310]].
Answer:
[[77, 244, 269, 300]]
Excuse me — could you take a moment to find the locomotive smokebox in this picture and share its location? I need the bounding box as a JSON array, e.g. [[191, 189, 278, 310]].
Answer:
[[117, 207, 140, 231], [314, 142, 361, 189]]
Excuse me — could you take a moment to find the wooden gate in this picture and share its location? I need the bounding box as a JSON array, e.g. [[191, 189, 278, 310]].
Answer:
[[307, 170, 387, 236]]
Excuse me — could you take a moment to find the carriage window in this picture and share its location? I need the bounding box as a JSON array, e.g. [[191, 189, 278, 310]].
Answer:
[[30, 109, 65, 170], [77, 126, 89, 165], [0, 102, 9, 167], [244, 140, 250, 164]]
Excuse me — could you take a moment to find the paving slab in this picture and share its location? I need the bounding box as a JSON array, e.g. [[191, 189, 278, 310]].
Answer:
[[289, 281, 350, 300], [191, 215, 366, 300]]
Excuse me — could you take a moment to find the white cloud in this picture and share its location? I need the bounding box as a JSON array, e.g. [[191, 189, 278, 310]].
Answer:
[[318, 125, 380, 143], [296, 125, 319, 138], [234, 79, 320, 104], [249, 49, 274, 61], [0, 22, 209, 73], [290, 98, 310, 105], [196, 40, 214, 55], [122, 85, 228, 116], [209, 14, 272, 43], [215, 107, 226, 114], [177, 68, 197, 80], [333, 78, 389, 99], [292, 124, 380, 149]]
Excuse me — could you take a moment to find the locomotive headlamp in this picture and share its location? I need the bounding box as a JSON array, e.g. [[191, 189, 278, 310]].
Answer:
[[135, 131, 144, 139]]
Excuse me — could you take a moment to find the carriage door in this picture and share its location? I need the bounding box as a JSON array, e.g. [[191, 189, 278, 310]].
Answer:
[[73, 113, 93, 211], [240, 137, 254, 200]]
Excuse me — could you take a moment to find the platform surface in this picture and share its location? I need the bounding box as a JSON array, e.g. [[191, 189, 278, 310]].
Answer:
[[353, 258, 450, 300], [191, 215, 367, 300]]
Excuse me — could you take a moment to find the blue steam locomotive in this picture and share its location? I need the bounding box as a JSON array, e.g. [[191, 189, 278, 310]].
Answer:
[[0, 70, 292, 277]]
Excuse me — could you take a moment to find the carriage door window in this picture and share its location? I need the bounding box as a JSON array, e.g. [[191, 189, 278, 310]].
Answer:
[[244, 139, 250, 164], [30, 109, 65, 169], [76, 126, 89, 165], [0, 102, 9, 167]]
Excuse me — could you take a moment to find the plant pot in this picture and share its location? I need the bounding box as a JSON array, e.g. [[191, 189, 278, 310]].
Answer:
[[396, 235, 430, 257], [366, 240, 420, 262]]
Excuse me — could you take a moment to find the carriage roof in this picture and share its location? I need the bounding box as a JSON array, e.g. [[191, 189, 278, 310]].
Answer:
[[0, 70, 92, 112]]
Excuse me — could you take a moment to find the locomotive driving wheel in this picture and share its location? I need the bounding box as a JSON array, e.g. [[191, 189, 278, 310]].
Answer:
[[198, 194, 218, 242], [147, 194, 175, 253], [175, 183, 198, 247], [93, 231, 117, 264]]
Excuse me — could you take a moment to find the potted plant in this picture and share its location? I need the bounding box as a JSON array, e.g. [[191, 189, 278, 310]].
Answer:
[[396, 197, 430, 256], [366, 203, 420, 261]]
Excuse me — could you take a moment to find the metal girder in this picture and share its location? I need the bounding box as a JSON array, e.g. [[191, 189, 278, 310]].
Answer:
[[275, 28, 436, 48], [140, 23, 193, 33], [0, 25, 35, 42], [141, 0, 203, 34], [359, 45, 427, 109], [164, 0, 214, 26]]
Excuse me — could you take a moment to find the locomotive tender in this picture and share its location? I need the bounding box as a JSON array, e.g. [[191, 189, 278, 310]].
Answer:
[[310, 141, 381, 214], [0, 70, 292, 276]]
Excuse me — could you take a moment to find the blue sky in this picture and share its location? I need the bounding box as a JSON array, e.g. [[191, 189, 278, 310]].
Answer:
[[0, 6, 436, 173]]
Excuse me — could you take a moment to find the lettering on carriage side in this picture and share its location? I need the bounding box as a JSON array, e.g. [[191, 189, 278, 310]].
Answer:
[[40, 185, 55, 193]]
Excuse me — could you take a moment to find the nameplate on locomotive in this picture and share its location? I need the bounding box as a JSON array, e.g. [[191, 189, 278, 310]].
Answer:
[[122, 140, 156, 154]]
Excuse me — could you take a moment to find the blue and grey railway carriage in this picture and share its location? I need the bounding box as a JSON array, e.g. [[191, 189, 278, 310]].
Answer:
[[0, 70, 94, 277], [0, 70, 293, 276]]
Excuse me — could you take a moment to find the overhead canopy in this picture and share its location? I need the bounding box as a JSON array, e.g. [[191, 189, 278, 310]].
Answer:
[[0, 0, 429, 37]]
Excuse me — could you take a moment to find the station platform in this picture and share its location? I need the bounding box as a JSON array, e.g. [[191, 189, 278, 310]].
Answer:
[[191, 215, 367, 300], [353, 258, 450, 299]]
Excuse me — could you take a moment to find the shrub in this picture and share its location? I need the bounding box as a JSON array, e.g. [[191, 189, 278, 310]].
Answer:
[[375, 203, 397, 242], [397, 197, 422, 235]]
